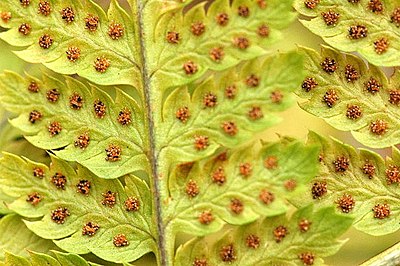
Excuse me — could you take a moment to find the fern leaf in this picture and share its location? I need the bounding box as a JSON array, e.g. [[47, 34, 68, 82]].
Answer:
[[0, 71, 148, 179], [296, 45, 400, 148], [0, 153, 156, 263], [0, 214, 58, 261], [148, 0, 296, 87], [0, 0, 140, 86], [294, 0, 400, 66], [174, 206, 353, 265], [291, 132, 400, 236], [3, 251, 93, 266], [160, 52, 304, 165]]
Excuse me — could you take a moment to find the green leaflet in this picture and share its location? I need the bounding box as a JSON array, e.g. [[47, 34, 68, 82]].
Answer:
[[296, 45, 400, 148], [0, 214, 58, 261], [0, 71, 148, 179], [147, 0, 296, 88], [0, 0, 140, 86], [0, 153, 157, 263], [159, 52, 304, 167], [3, 251, 95, 266], [291, 132, 400, 236], [174, 206, 353, 266], [294, 0, 400, 66]]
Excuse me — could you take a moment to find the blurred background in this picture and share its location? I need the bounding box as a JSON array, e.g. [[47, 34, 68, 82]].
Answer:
[[0, 0, 399, 265]]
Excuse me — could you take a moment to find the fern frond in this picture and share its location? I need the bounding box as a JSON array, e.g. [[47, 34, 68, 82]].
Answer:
[[3, 251, 93, 266], [0, 153, 156, 263]]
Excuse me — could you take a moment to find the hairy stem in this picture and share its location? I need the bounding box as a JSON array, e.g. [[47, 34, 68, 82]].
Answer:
[[361, 242, 400, 266]]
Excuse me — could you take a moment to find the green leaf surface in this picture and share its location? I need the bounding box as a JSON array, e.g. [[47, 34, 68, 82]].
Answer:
[[296, 45, 400, 148], [3, 251, 92, 266], [0, 71, 148, 179], [0, 0, 140, 86], [174, 206, 353, 266], [294, 0, 400, 66], [0, 214, 58, 261], [291, 132, 400, 236], [159, 52, 304, 167], [0, 153, 157, 263]]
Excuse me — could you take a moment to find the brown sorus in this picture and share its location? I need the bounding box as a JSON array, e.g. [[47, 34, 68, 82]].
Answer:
[[28, 81, 40, 93], [239, 162, 252, 177], [183, 60, 198, 75], [258, 24, 270, 37], [216, 13, 229, 26], [51, 207, 70, 224], [344, 64, 359, 82], [246, 74, 260, 87], [82, 222, 100, 236], [257, 0, 267, 9], [203, 92, 217, 107], [225, 85, 237, 99], [193, 258, 208, 266], [336, 194, 355, 213], [391, 7, 400, 27], [166, 31, 180, 44], [46, 88, 60, 102], [29, 110, 42, 123], [94, 56, 110, 73], [372, 203, 390, 219], [51, 172, 67, 189], [298, 219, 312, 232], [38, 1, 51, 16], [259, 189, 275, 205], [312, 181, 327, 199], [370, 119, 388, 135], [74, 132, 90, 149], [176, 106, 190, 123], [273, 225, 288, 243], [299, 252, 315, 266], [333, 156, 350, 173], [61, 7, 75, 23], [230, 198, 244, 214], [26, 192, 42, 206], [248, 106, 263, 120], [191, 21, 205, 36], [69, 92, 83, 109], [105, 144, 122, 162], [246, 234, 260, 249], [39, 34, 53, 49], [221, 121, 238, 136], [304, 0, 320, 9], [76, 180, 91, 195], [374, 38, 389, 54], [66, 46, 81, 62], [108, 22, 124, 40], [389, 90, 400, 105], [362, 162, 376, 178], [48, 121, 62, 136], [323, 89, 339, 108], [209, 47, 224, 62], [348, 25, 368, 39], [367, 0, 384, 13], [93, 99, 106, 118], [185, 180, 199, 198], [113, 234, 129, 247], [102, 190, 117, 207], [0, 12, 11, 23], [322, 10, 340, 26], [118, 108, 132, 126], [199, 210, 214, 225], [385, 165, 400, 184], [33, 167, 45, 178], [284, 179, 297, 191], [194, 135, 209, 151], [212, 166, 226, 185], [346, 104, 362, 120], [238, 6, 250, 17], [220, 244, 236, 262], [302, 77, 318, 92], [85, 14, 99, 32], [264, 156, 278, 169], [233, 36, 250, 49], [20, 0, 31, 7], [125, 196, 140, 211], [321, 58, 338, 74], [271, 91, 284, 104], [18, 23, 32, 35], [365, 77, 382, 94]]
